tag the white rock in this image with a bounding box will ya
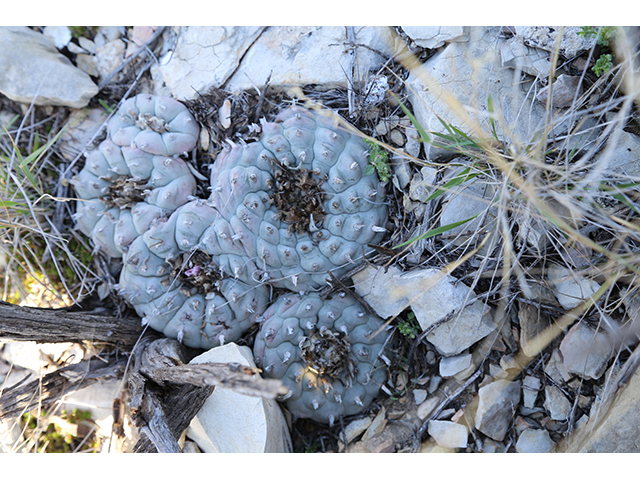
[427,420,468,449]
[151,26,264,101]
[545,349,573,384]
[343,416,373,444]
[402,26,468,49]
[515,26,597,59]
[475,379,521,441]
[598,128,640,179]
[57,107,108,160]
[1,341,83,374]
[43,26,71,49]
[352,265,497,356]
[544,385,572,421]
[559,322,613,380]
[405,26,548,161]
[94,39,126,80]
[501,36,552,78]
[417,395,440,420]
[522,375,542,409]
[58,378,124,446]
[548,265,601,310]
[186,343,292,453]
[438,163,500,254]
[536,74,584,108]
[225,26,399,95]
[413,389,428,406]
[0,26,98,108]
[439,352,472,378]
[408,166,439,203]
[516,428,556,453]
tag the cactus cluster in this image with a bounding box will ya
[72,95,394,422]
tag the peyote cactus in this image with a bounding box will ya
[201,105,389,292]
[71,94,198,257]
[253,291,394,425]
[72,95,395,423]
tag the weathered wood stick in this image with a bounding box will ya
[0,301,144,347]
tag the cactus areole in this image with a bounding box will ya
[72,94,394,423]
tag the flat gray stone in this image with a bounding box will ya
[438,163,500,253]
[439,352,473,378]
[536,74,584,108]
[570,367,640,452]
[402,26,468,49]
[428,420,468,449]
[501,36,552,78]
[475,379,521,441]
[559,322,613,380]
[405,26,547,161]
[544,385,572,421]
[225,26,398,94]
[516,428,556,453]
[598,128,640,180]
[522,375,541,409]
[352,265,497,356]
[515,26,597,59]
[0,26,98,108]
[548,265,601,310]
[186,343,292,453]
[151,26,265,100]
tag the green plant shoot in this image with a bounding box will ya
[363,138,392,182]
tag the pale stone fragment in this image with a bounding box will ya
[427,420,468,449]
[186,343,292,453]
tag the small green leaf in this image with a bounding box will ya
[364,164,375,176]
[390,92,430,144]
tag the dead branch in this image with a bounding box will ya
[0,301,144,347]
[0,354,126,420]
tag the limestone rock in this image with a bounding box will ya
[225,26,399,94]
[515,26,597,59]
[536,74,584,108]
[352,265,498,356]
[0,26,98,108]
[568,366,640,452]
[439,352,473,378]
[151,26,265,100]
[58,378,125,447]
[544,385,572,421]
[548,265,601,310]
[43,26,71,49]
[153,27,399,101]
[402,26,468,49]
[516,428,556,453]
[598,128,640,179]
[559,322,613,380]
[405,26,547,161]
[501,36,552,78]
[522,375,541,409]
[57,107,108,161]
[186,343,292,453]
[438,163,500,254]
[475,379,521,441]
[427,419,468,449]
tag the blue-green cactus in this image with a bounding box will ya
[253,291,393,425]
[72,97,395,422]
[71,94,198,257]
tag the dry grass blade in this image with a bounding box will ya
[0,104,98,306]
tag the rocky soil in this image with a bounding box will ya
[2,25,640,453]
